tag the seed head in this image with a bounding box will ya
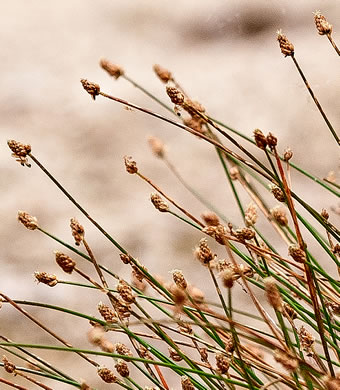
[288,244,306,263]
[115,343,133,359]
[150,193,169,212]
[97,367,118,383]
[221,268,235,289]
[97,302,117,323]
[124,155,138,174]
[283,147,293,162]
[298,326,315,352]
[270,206,288,226]
[2,356,16,373]
[169,347,183,362]
[215,353,230,374]
[70,218,84,246]
[114,299,131,321]
[264,277,282,311]
[321,208,329,220]
[171,269,187,289]
[100,59,124,79]
[277,30,294,57]
[17,211,38,230]
[166,86,185,106]
[34,271,58,287]
[55,251,76,274]
[283,302,297,320]
[115,359,130,377]
[195,238,215,264]
[314,11,333,35]
[266,132,277,150]
[203,224,228,245]
[253,129,267,149]
[148,135,165,158]
[323,374,340,390]
[80,78,100,100]
[245,202,258,227]
[181,376,195,390]
[274,350,298,372]
[183,117,205,134]
[117,279,135,304]
[183,99,206,119]
[229,166,239,180]
[199,348,208,362]
[270,185,285,202]
[153,64,173,83]
[235,227,255,241]
[120,253,131,264]
[138,344,152,359]
[7,140,31,167]
[201,211,220,226]
[87,325,105,346]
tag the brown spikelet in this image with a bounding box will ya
[221,269,235,288]
[183,117,205,133]
[150,193,169,212]
[283,302,297,320]
[202,224,228,245]
[17,211,38,230]
[271,185,285,202]
[148,136,165,158]
[266,132,277,150]
[153,64,173,83]
[115,343,133,359]
[195,238,215,264]
[138,344,152,359]
[7,140,31,167]
[117,279,135,304]
[314,11,333,36]
[215,353,230,374]
[199,348,208,362]
[253,129,267,149]
[166,86,185,106]
[97,367,118,383]
[245,202,258,227]
[182,99,205,119]
[70,217,84,246]
[55,251,76,274]
[80,78,100,100]
[97,302,117,323]
[283,147,293,162]
[100,59,124,79]
[270,206,288,226]
[235,227,255,241]
[181,375,195,390]
[34,271,58,287]
[2,356,16,373]
[321,208,329,220]
[114,299,131,321]
[277,30,294,57]
[229,166,239,180]
[115,359,130,377]
[298,326,315,353]
[274,350,298,372]
[323,375,340,390]
[124,155,138,174]
[288,244,306,263]
[264,277,282,311]
[201,211,220,226]
[169,347,183,362]
[171,269,187,289]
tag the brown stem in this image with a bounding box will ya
[327,34,340,56]
[0,378,29,390]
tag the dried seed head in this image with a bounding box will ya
[88,325,105,345]
[196,238,215,264]
[170,284,186,308]
[188,285,205,304]
[131,270,147,292]
[221,269,235,289]
[178,321,192,334]
[114,299,131,321]
[117,279,135,304]
[115,359,130,377]
[298,326,315,352]
[264,277,282,311]
[97,302,117,323]
[169,347,183,362]
[98,367,118,383]
[100,339,114,353]
[70,217,84,246]
[224,334,234,354]
[80,78,100,100]
[288,244,306,263]
[138,344,151,359]
[55,251,76,274]
[266,132,277,150]
[235,227,255,241]
[253,129,267,149]
[171,269,187,289]
[270,185,285,202]
[314,11,333,35]
[124,155,138,174]
[2,356,16,373]
[203,224,228,245]
[283,302,297,320]
[17,211,38,230]
[215,353,230,374]
[115,343,133,359]
[34,271,58,287]
[270,206,288,226]
[120,253,131,264]
[148,136,165,158]
[274,350,298,372]
[131,260,148,282]
[181,376,195,390]
[166,86,185,106]
[80,384,91,390]
[245,202,258,227]
[183,117,205,134]
[321,208,329,220]
[153,64,173,83]
[201,211,220,227]
[150,193,169,212]
[277,30,294,57]
[283,147,293,162]
[7,140,31,167]
[326,301,340,316]
[182,99,206,119]
[334,244,340,256]
[199,348,208,362]
[100,59,124,79]
[323,374,340,390]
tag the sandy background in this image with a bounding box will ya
[1,1,339,388]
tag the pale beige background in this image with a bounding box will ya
[1,1,339,388]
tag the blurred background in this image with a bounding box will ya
[1,1,339,388]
